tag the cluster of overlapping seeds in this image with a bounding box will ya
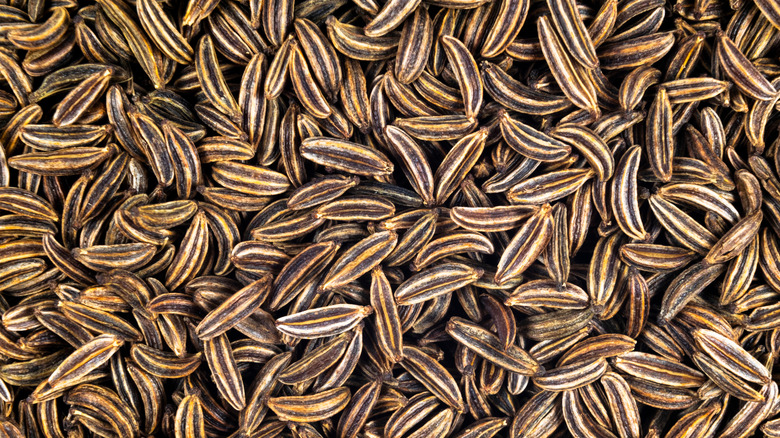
[0,0,780,435]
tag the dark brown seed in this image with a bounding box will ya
[446,317,541,375]
[401,345,465,412]
[130,344,202,379]
[321,230,398,290]
[267,387,351,422]
[47,334,122,389]
[196,276,272,340]
[0,1,775,436]
[495,203,553,284]
[301,137,394,176]
[276,304,373,338]
[396,263,482,305]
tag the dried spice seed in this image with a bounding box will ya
[0,0,779,436]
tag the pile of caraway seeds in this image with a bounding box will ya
[0,0,780,436]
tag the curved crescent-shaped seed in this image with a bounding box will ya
[211,161,290,196]
[394,7,433,84]
[175,395,206,438]
[481,0,530,58]
[365,0,422,37]
[401,345,465,412]
[446,317,541,375]
[8,146,111,176]
[196,276,272,340]
[482,61,573,115]
[659,261,727,323]
[385,125,435,205]
[267,387,351,422]
[136,0,193,64]
[533,358,607,391]
[321,230,398,290]
[441,35,483,119]
[495,203,554,284]
[537,16,598,116]
[395,263,483,305]
[130,344,202,379]
[611,145,648,240]
[203,333,245,410]
[301,137,394,176]
[8,7,70,52]
[546,0,598,68]
[276,304,373,339]
[694,329,771,384]
[434,129,487,204]
[551,124,613,181]
[500,112,571,162]
[716,31,777,101]
[47,334,123,389]
[294,17,343,100]
[196,35,241,121]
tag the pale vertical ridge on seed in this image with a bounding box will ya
[495,203,554,284]
[481,0,530,58]
[441,35,483,119]
[537,16,599,116]
[716,31,777,101]
[546,0,598,68]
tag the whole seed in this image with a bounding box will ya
[0,0,778,436]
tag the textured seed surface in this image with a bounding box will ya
[2,0,780,436]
